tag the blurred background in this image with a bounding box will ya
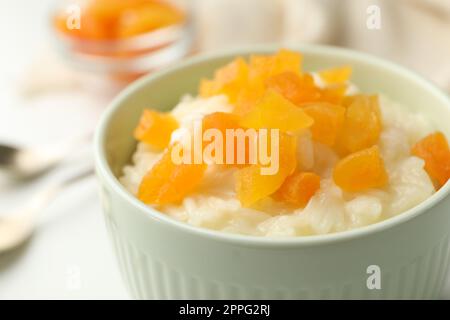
[0,0,449,299]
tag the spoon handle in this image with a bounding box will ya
[0,167,95,253]
[25,167,95,219]
[60,167,95,188]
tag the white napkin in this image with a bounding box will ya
[192,0,450,92]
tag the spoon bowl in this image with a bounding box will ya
[0,167,94,253]
[0,145,19,171]
[0,215,33,252]
[0,136,91,181]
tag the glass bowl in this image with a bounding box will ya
[49,0,194,82]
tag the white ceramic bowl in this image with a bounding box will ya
[95,45,450,299]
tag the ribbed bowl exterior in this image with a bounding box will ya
[100,183,450,300]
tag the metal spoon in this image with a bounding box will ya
[0,167,94,253]
[0,136,90,181]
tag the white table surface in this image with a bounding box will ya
[0,0,449,300]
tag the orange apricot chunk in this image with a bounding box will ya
[202,112,241,133]
[319,84,348,105]
[239,90,314,132]
[54,6,113,40]
[202,112,245,165]
[266,72,302,104]
[200,57,249,104]
[335,94,382,155]
[266,72,347,106]
[302,103,346,146]
[134,109,179,150]
[265,72,320,105]
[203,112,263,167]
[55,0,185,41]
[318,66,352,85]
[274,172,321,207]
[276,49,303,74]
[236,133,297,207]
[117,1,185,38]
[55,0,152,40]
[138,144,207,205]
[86,0,150,20]
[341,94,369,108]
[232,80,266,116]
[412,132,450,187]
[333,146,388,193]
[249,49,302,83]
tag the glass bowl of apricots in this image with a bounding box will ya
[52,0,192,81]
[95,45,450,299]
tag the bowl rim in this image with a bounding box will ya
[95,44,450,248]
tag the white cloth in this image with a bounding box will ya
[193,0,450,91]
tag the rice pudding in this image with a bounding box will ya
[120,49,450,237]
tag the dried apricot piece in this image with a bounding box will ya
[233,82,265,116]
[202,112,240,133]
[248,54,274,78]
[71,0,151,40]
[412,132,450,187]
[55,0,185,41]
[266,72,302,103]
[134,109,179,150]
[239,90,314,132]
[302,103,346,146]
[275,49,303,76]
[87,0,149,20]
[249,49,302,82]
[319,84,348,105]
[202,112,246,165]
[236,133,297,207]
[333,146,388,192]
[274,172,321,207]
[138,144,207,205]
[117,1,185,38]
[55,5,113,40]
[266,72,325,106]
[341,94,368,108]
[200,58,249,104]
[318,66,352,85]
[335,95,382,155]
